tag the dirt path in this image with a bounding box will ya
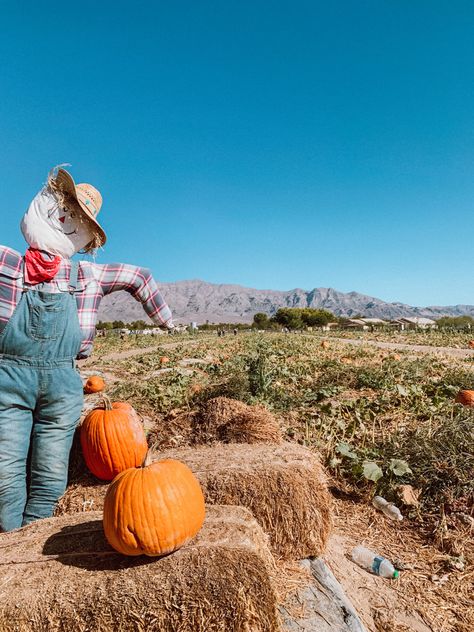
[78,338,203,367]
[324,336,474,359]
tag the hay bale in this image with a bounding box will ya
[0,506,279,632]
[149,397,282,449]
[56,477,108,515]
[58,443,331,560]
[198,397,282,444]
[165,443,332,559]
[147,408,196,449]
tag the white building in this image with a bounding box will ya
[395,317,437,330]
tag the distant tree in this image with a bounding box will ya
[129,320,148,330]
[112,320,126,329]
[271,307,335,330]
[437,316,474,330]
[272,308,303,330]
[299,308,335,327]
[96,321,113,330]
[253,313,270,328]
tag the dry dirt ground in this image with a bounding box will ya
[321,336,474,359]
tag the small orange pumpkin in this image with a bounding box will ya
[455,390,474,407]
[189,382,203,395]
[468,340,474,349]
[103,454,206,556]
[160,356,170,365]
[321,340,329,350]
[80,396,148,481]
[84,375,105,394]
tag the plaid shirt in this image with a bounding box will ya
[0,246,173,359]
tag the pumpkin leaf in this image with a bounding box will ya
[395,384,409,397]
[389,459,412,477]
[336,442,358,460]
[362,461,383,482]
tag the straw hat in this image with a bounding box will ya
[52,168,107,246]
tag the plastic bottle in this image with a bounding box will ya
[372,495,403,521]
[351,546,399,579]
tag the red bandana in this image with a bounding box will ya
[24,248,61,285]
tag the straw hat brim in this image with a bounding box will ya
[54,169,107,247]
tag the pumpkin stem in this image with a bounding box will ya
[142,449,153,468]
[102,394,113,411]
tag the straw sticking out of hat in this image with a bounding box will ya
[50,168,107,247]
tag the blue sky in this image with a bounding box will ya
[0,1,473,306]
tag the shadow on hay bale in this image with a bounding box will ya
[58,442,331,560]
[0,506,279,632]
[148,396,282,449]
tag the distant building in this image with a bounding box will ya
[392,317,437,330]
[342,319,370,331]
[342,318,387,331]
[320,322,340,332]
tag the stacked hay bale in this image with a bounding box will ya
[0,506,279,632]
[58,441,331,560]
[159,442,331,559]
[2,394,333,630]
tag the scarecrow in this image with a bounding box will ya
[0,167,173,532]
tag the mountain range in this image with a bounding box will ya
[97,279,474,324]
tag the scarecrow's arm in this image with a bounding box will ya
[92,262,173,328]
[0,245,22,273]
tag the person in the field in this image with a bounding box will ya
[0,167,173,531]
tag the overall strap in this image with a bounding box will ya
[68,261,79,294]
[22,260,28,293]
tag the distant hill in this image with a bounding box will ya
[97,279,474,324]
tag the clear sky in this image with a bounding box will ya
[0,1,473,306]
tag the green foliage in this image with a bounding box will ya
[129,320,149,330]
[272,307,335,329]
[437,315,474,330]
[111,320,126,329]
[389,459,413,477]
[245,341,274,397]
[272,308,304,329]
[96,321,113,330]
[253,312,271,328]
[105,331,474,518]
[362,461,383,482]
[299,308,335,327]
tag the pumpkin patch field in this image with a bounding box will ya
[1,331,473,631]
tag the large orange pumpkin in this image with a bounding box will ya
[84,375,105,394]
[80,397,148,481]
[103,455,206,556]
[455,390,474,407]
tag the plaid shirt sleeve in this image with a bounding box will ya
[0,245,23,327]
[91,263,173,327]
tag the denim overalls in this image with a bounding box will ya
[0,262,83,531]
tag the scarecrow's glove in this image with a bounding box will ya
[153,316,174,331]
